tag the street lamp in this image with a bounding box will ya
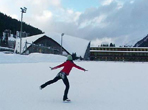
[20,7,27,54]
[61,33,64,55]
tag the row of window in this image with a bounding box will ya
[91,52,148,57]
[90,47,148,51]
[91,56,148,61]
[28,46,60,54]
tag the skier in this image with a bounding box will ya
[40,55,87,102]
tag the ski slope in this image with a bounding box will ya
[0,52,148,110]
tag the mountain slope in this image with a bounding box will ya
[0,12,43,36]
[134,34,148,47]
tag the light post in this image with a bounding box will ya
[20,7,27,54]
[61,33,64,55]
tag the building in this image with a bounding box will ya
[1,29,11,47]
[15,33,90,60]
[0,29,16,49]
[90,46,148,62]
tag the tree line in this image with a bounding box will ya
[0,12,43,37]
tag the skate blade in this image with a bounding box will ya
[63,100,71,103]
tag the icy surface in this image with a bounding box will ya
[0,53,148,110]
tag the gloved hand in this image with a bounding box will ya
[84,69,88,72]
[49,67,53,70]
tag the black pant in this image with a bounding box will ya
[41,72,70,100]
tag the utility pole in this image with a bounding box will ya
[61,33,64,55]
[20,7,27,54]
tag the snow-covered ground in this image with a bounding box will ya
[0,52,148,110]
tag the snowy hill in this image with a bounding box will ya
[0,53,148,110]
[134,34,148,47]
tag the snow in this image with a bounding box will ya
[46,32,90,58]
[0,52,148,110]
[0,46,14,51]
[15,33,90,58]
[0,52,66,64]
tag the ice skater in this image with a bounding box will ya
[40,55,87,102]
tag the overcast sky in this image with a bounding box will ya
[0,0,148,46]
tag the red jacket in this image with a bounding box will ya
[52,60,85,75]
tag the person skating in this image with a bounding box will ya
[40,55,87,102]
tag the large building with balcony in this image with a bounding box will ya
[90,46,148,62]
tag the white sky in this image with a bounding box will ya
[0,0,148,46]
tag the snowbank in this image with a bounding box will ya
[0,52,66,64]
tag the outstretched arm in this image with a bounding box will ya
[50,62,65,70]
[74,63,87,71]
